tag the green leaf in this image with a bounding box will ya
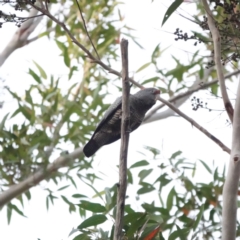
[127,169,133,184]
[126,212,148,237]
[79,201,106,213]
[124,212,145,224]
[7,204,12,224]
[193,204,204,230]
[199,65,204,79]
[18,104,33,121]
[198,159,212,174]
[141,77,159,85]
[72,194,88,198]
[143,145,160,157]
[24,190,31,200]
[137,182,155,194]
[61,195,72,205]
[78,214,107,229]
[57,185,70,191]
[162,0,183,26]
[11,204,26,217]
[105,187,112,207]
[130,160,149,168]
[29,68,41,84]
[64,46,70,67]
[0,113,9,130]
[170,150,182,160]
[166,187,175,210]
[33,61,47,79]
[69,66,78,80]
[151,44,161,62]
[136,62,151,73]
[138,169,153,182]
[211,83,218,95]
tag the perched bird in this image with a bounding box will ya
[83,88,160,157]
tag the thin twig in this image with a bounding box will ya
[114,38,130,240]
[157,95,231,154]
[75,0,100,60]
[1,12,44,20]
[202,0,234,122]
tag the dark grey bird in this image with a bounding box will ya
[83,88,160,157]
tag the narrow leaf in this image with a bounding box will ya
[193,204,204,230]
[136,62,151,73]
[78,215,107,229]
[29,68,41,83]
[198,159,212,174]
[162,0,184,26]
[33,61,47,79]
[167,187,175,210]
[130,160,149,168]
[79,201,106,213]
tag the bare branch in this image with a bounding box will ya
[157,95,231,154]
[222,80,240,240]
[0,148,84,208]
[114,38,130,240]
[202,0,234,122]
[75,0,100,60]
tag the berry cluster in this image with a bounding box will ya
[174,28,203,46]
[191,96,211,112]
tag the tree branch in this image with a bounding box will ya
[0,7,43,67]
[0,148,84,208]
[114,39,130,240]
[157,95,231,154]
[74,0,100,60]
[222,79,240,240]
[202,0,234,122]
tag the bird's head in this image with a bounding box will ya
[134,88,160,108]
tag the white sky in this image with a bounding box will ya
[0,1,235,239]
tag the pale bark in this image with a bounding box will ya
[202,0,234,122]
[0,8,43,67]
[222,80,240,240]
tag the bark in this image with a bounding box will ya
[114,39,130,240]
[0,8,43,67]
[222,81,240,240]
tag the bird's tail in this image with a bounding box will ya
[83,139,100,157]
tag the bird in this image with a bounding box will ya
[83,88,160,157]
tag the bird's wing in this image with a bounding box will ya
[94,96,122,134]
